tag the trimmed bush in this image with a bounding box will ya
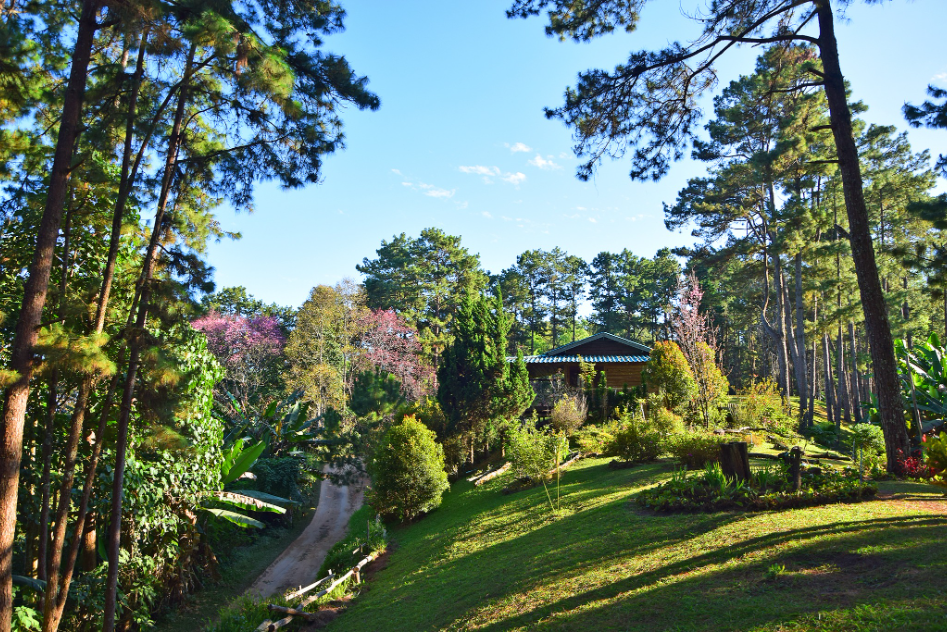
[367,416,449,521]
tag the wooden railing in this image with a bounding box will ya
[255,546,379,631]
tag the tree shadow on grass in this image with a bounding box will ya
[332,459,947,632]
[472,515,947,632]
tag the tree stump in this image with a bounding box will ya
[719,442,751,482]
[787,446,803,492]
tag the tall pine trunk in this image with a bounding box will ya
[816,0,909,470]
[836,330,851,427]
[848,321,863,424]
[0,3,100,626]
[102,44,196,631]
[41,35,151,632]
[823,333,835,424]
[794,253,810,425]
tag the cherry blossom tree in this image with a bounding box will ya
[192,311,286,417]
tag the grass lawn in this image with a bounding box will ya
[327,458,947,632]
[152,484,321,631]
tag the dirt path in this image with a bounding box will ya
[247,471,365,599]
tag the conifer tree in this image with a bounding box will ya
[437,291,533,463]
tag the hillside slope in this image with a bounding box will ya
[326,458,947,631]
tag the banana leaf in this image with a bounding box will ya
[205,508,265,529]
[222,440,266,484]
[236,489,301,506]
[213,491,286,514]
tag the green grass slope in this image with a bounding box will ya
[327,458,947,632]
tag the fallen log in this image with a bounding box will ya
[266,605,320,621]
[473,462,510,486]
[554,452,582,474]
[749,451,852,464]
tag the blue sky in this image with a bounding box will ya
[206,0,947,309]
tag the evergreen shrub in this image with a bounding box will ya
[367,416,449,521]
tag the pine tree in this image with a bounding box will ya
[509,0,913,471]
[437,291,533,463]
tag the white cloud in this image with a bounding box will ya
[419,183,455,198]
[528,154,561,170]
[588,217,597,223]
[482,211,492,219]
[506,142,532,153]
[933,71,947,83]
[456,201,469,210]
[460,165,525,186]
[401,181,413,187]
[459,165,500,176]
[391,168,403,176]
[501,172,527,186]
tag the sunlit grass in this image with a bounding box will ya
[327,458,947,631]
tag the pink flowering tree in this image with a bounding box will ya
[357,309,433,400]
[192,311,287,419]
[672,273,728,426]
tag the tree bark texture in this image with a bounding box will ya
[816,0,909,470]
[0,2,100,627]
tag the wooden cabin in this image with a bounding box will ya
[513,332,651,389]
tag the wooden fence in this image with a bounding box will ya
[255,546,379,631]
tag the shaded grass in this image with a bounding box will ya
[152,484,321,631]
[326,458,947,631]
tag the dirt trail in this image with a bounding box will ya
[247,471,365,599]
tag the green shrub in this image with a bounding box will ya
[851,423,886,471]
[646,398,684,435]
[925,432,947,480]
[505,419,569,482]
[550,392,588,436]
[643,341,697,413]
[732,379,794,434]
[637,464,876,513]
[604,422,663,463]
[367,416,450,521]
[805,421,839,447]
[668,432,727,470]
[570,424,615,455]
[246,457,303,501]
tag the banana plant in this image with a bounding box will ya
[203,437,298,529]
[223,390,320,457]
[896,335,947,432]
